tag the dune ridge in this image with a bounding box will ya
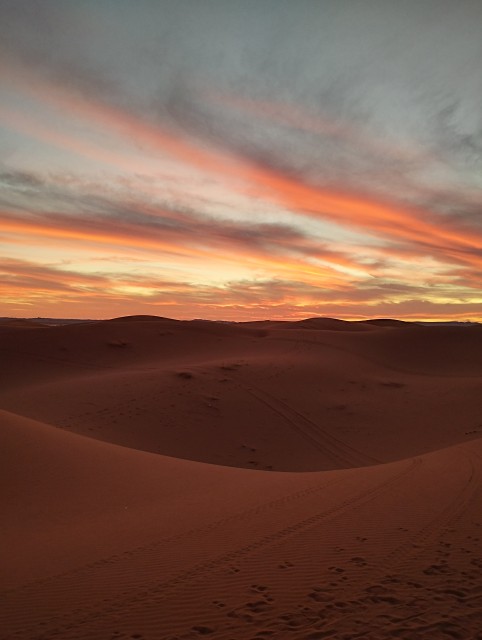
[1,316,482,638]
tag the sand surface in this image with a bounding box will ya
[1,317,482,639]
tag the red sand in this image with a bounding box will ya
[1,317,482,639]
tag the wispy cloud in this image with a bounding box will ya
[2,162,482,319]
[2,257,480,322]
[5,73,482,267]
[1,1,481,319]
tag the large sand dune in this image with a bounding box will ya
[1,317,482,638]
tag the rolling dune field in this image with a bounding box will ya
[1,317,482,639]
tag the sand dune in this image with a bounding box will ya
[1,317,482,638]
[1,318,481,468]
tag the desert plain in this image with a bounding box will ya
[1,315,482,639]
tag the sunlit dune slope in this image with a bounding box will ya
[1,409,482,639]
[0,409,323,589]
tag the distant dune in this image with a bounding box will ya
[0,318,49,330]
[1,316,482,638]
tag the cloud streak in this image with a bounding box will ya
[6,70,482,269]
[1,165,482,319]
[1,1,481,319]
[2,257,481,322]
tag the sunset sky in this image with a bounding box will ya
[1,0,482,321]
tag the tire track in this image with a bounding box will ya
[0,477,341,638]
[241,382,379,468]
[3,459,419,639]
[0,476,337,599]
[383,448,480,570]
[286,444,482,640]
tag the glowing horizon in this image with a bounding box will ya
[1,1,482,322]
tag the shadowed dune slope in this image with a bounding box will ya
[0,317,481,469]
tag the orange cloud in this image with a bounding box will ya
[0,210,357,290]
[33,81,482,266]
[5,64,482,272]
[2,257,481,322]
[3,62,482,321]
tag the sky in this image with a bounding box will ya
[1,0,482,321]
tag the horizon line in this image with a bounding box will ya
[1,314,480,326]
